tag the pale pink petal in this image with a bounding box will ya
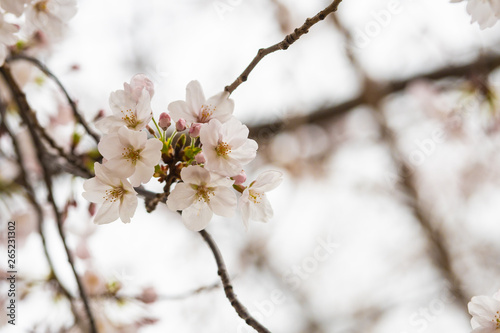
[94,202,120,225]
[119,193,138,223]
[206,91,234,123]
[180,165,211,185]
[209,186,237,217]
[129,160,154,186]
[97,132,122,159]
[103,158,135,179]
[141,139,163,165]
[252,171,283,192]
[186,80,206,112]
[182,201,213,231]
[168,100,197,124]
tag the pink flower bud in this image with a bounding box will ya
[159,112,171,131]
[233,170,247,185]
[138,287,158,304]
[195,152,206,164]
[176,118,187,132]
[189,123,202,138]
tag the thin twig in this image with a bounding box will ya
[7,54,100,142]
[199,230,272,333]
[0,65,98,333]
[225,0,343,94]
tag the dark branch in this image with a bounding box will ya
[0,65,98,333]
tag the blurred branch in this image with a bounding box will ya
[199,230,272,333]
[248,53,500,141]
[0,65,98,333]
[331,16,470,310]
[0,98,81,320]
[7,54,101,143]
[225,0,344,94]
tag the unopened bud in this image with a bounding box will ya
[195,152,206,164]
[159,112,171,131]
[233,170,246,185]
[138,287,158,304]
[176,118,187,132]
[189,123,202,138]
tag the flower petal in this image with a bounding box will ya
[94,201,120,225]
[182,201,213,231]
[209,186,237,217]
[167,183,197,211]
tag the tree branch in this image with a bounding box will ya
[199,229,272,333]
[7,54,101,143]
[225,0,344,94]
[247,53,500,140]
[0,65,98,333]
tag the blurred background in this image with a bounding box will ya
[1,0,500,332]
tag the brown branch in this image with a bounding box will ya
[247,53,500,141]
[331,14,470,310]
[225,0,344,94]
[0,65,98,333]
[7,54,101,143]
[199,229,272,333]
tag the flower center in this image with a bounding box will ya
[122,146,142,164]
[249,190,263,204]
[121,108,138,128]
[493,311,500,329]
[104,186,125,203]
[196,185,215,203]
[215,141,231,157]
[198,104,215,123]
[35,0,48,12]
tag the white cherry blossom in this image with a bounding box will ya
[452,0,500,29]
[96,85,153,134]
[82,162,138,224]
[240,171,283,228]
[168,80,234,126]
[468,290,500,333]
[26,0,78,37]
[124,73,155,103]
[98,126,163,187]
[200,118,258,177]
[167,165,237,231]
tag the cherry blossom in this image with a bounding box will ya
[98,126,163,186]
[452,0,500,29]
[96,84,153,133]
[82,162,138,224]
[124,73,155,102]
[468,290,500,333]
[168,80,234,126]
[240,171,283,228]
[0,0,30,16]
[167,165,237,231]
[26,0,78,37]
[200,118,258,177]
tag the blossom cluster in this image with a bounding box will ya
[468,289,500,332]
[0,0,77,65]
[83,77,283,231]
[452,0,500,29]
